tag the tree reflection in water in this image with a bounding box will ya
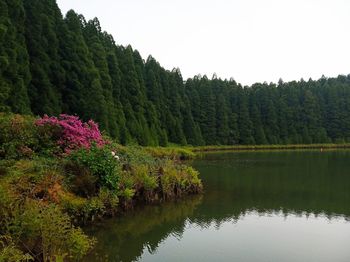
[85,150,350,262]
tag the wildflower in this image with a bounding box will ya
[111,151,116,156]
[114,155,120,160]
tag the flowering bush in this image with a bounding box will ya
[36,114,106,154]
[68,145,121,191]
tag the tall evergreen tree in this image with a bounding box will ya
[61,11,108,129]
[1,0,31,114]
[23,0,65,115]
[237,89,254,144]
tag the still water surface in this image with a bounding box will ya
[85,150,350,262]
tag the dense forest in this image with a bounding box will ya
[1,0,350,146]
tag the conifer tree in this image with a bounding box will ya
[1,0,31,114]
[23,0,65,115]
[237,89,254,144]
[61,11,108,130]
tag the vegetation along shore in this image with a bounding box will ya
[0,113,202,261]
[145,143,350,160]
[189,144,350,152]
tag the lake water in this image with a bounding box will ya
[85,150,350,262]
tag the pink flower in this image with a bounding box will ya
[36,114,106,154]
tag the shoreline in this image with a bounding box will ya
[144,143,350,160]
[188,144,350,153]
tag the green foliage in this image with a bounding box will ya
[97,188,119,214]
[0,237,32,262]
[23,0,63,116]
[132,165,157,191]
[116,145,156,166]
[2,0,350,146]
[0,111,203,261]
[0,0,31,114]
[184,166,202,189]
[68,145,121,191]
[118,188,136,201]
[0,199,95,261]
[38,204,95,261]
[160,161,202,198]
[66,228,95,261]
[60,189,118,223]
[0,114,37,159]
[145,146,196,160]
[0,113,63,159]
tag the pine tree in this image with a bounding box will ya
[238,88,254,144]
[23,0,64,115]
[198,76,216,145]
[249,95,267,145]
[1,0,31,114]
[61,11,108,129]
[0,0,11,111]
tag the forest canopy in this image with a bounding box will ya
[1,0,350,146]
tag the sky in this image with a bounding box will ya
[56,0,350,86]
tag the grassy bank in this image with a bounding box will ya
[144,146,196,160]
[0,114,202,261]
[144,143,350,161]
[190,144,350,152]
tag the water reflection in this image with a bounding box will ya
[194,150,350,219]
[85,150,350,262]
[85,195,203,261]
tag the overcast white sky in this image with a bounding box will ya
[56,0,350,85]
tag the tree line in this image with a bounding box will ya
[1,0,350,146]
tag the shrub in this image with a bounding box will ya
[116,171,136,203]
[0,114,37,159]
[60,193,88,222]
[39,204,95,261]
[68,145,121,191]
[0,237,33,262]
[0,181,14,219]
[60,189,119,223]
[36,114,106,154]
[160,163,180,197]
[64,162,98,197]
[118,188,135,201]
[83,197,105,221]
[0,198,95,261]
[132,165,157,192]
[160,161,202,198]
[66,228,95,261]
[182,166,202,192]
[97,189,119,215]
[3,159,63,204]
[117,145,155,166]
[0,113,65,159]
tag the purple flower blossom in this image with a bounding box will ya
[36,114,106,153]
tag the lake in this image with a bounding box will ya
[85,150,350,262]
